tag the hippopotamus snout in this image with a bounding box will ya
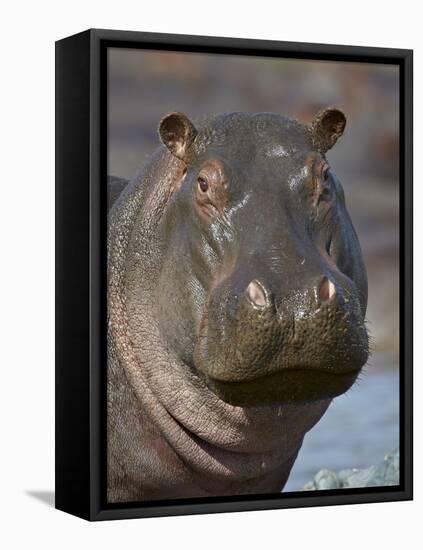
[245,275,336,309]
[194,259,368,405]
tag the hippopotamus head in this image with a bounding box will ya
[156,109,368,407]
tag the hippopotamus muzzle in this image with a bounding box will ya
[194,258,368,406]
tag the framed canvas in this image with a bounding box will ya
[55,28,413,521]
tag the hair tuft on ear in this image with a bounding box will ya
[158,112,197,160]
[310,107,347,153]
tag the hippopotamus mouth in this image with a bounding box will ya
[203,367,361,407]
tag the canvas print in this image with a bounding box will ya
[106,48,399,503]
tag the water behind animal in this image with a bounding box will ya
[284,353,399,491]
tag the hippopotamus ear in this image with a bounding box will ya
[310,108,347,153]
[159,112,198,160]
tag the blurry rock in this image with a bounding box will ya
[303,448,399,490]
[310,469,341,490]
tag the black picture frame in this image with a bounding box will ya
[55,28,413,521]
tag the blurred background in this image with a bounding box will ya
[108,48,399,490]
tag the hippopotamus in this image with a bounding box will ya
[107,108,369,503]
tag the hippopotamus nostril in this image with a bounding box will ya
[246,280,268,308]
[318,277,336,303]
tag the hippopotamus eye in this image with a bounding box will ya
[315,164,333,204]
[194,161,228,221]
[320,185,332,202]
[322,165,330,181]
[198,176,209,193]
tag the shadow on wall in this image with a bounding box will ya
[26,490,55,508]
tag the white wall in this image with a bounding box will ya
[0,1,420,548]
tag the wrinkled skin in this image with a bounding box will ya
[107,109,369,503]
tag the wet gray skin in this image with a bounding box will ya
[107,109,369,502]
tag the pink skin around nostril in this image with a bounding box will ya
[319,277,336,303]
[246,280,267,307]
